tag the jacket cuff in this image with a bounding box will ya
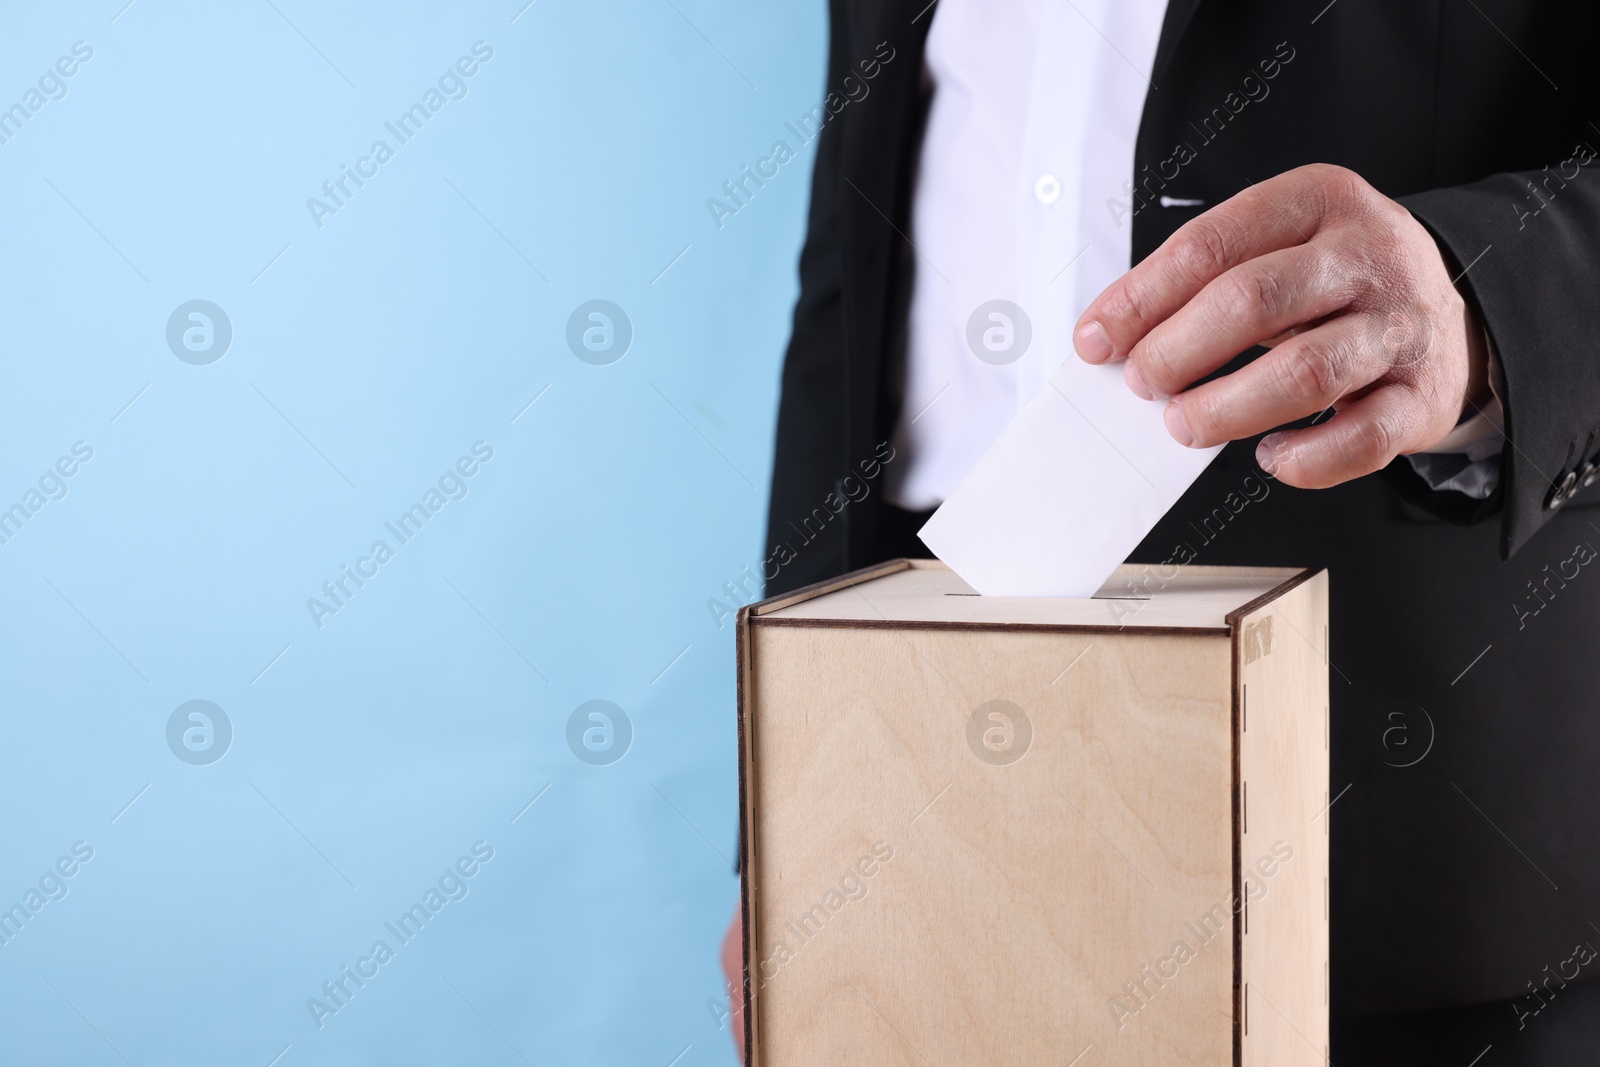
[1400,170,1600,558]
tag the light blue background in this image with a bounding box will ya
[0,1,823,1062]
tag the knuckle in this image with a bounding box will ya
[1380,201,1416,242]
[1315,164,1371,209]
[1345,416,1396,470]
[1346,255,1387,305]
[1300,162,1346,184]
[1098,277,1157,341]
[1114,282,1156,333]
[1221,267,1286,323]
[1136,344,1172,391]
[1322,252,1370,308]
[1373,229,1410,273]
[1136,339,1186,397]
[1274,340,1343,405]
[1172,219,1237,283]
[1366,307,1435,369]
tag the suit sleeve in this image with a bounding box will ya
[1397,147,1600,558]
[762,0,855,595]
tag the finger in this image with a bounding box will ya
[1254,382,1435,489]
[1162,316,1385,448]
[1075,164,1353,363]
[722,905,745,1056]
[1128,244,1359,399]
[1261,313,1338,349]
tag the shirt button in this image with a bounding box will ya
[1034,174,1061,204]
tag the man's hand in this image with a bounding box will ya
[1073,164,1490,487]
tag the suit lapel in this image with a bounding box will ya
[836,0,935,557]
[1150,0,1205,92]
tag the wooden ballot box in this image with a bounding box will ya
[736,560,1329,1067]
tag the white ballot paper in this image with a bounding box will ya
[918,357,1224,597]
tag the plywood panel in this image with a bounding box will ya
[1235,571,1331,1067]
[744,623,1237,1066]
[759,560,1304,632]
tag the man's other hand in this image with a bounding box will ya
[1074,163,1490,487]
[722,902,745,1060]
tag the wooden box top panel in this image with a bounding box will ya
[751,559,1311,633]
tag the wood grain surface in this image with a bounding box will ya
[739,563,1328,1067]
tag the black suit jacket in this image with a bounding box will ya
[764,0,1600,1016]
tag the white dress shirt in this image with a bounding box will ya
[886,0,1502,511]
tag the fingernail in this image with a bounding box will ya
[1075,320,1114,363]
[1124,359,1165,401]
[1164,399,1194,446]
[1256,434,1282,474]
